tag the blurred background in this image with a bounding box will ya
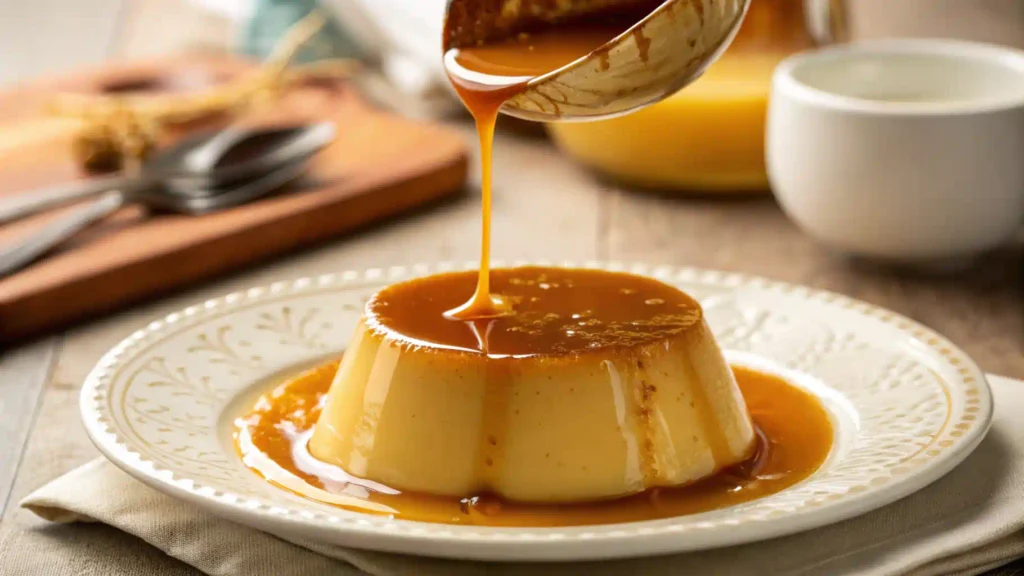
[0,0,1020,376]
[0,5,1021,574]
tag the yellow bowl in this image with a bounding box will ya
[547,55,782,193]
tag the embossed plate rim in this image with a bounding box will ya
[80,261,993,561]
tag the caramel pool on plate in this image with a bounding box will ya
[236,357,833,527]
[235,267,834,526]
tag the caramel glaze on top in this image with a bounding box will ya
[236,362,834,527]
[366,267,703,357]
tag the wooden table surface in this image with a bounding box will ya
[0,1,1021,574]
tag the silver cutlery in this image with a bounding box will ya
[0,122,335,223]
[0,154,314,278]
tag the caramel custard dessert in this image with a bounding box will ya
[234,1,835,527]
[235,268,834,526]
[309,268,754,503]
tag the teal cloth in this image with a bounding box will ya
[240,0,364,63]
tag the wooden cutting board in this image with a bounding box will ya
[0,55,468,344]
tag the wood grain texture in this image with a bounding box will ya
[0,56,468,343]
[0,337,58,517]
[0,0,125,529]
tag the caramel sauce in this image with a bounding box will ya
[233,2,837,527]
[442,8,655,319]
[448,24,636,80]
[369,267,701,356]
[236,361,833,527]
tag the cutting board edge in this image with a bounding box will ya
[0,153,468,345]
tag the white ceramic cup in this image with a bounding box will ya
[767,40,1024,267]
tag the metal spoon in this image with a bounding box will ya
[0,156,310,278]
[0,122,336,222]
[442,0,749,121]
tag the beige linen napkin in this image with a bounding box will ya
[18,374,1024,576]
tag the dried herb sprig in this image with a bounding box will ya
[49,11,359,173]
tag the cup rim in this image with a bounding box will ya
[772,39,1024,116]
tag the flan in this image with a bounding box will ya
[308,267,755,503]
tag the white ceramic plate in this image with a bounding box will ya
[80,262,992,561]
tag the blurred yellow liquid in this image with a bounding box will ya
[548,0,815,193]
[547,53,783,193]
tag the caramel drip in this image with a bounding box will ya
[442,70,524,321]
[603,358,646,492]
[442,12,652,320]
[475,355,513,491]
[630,355,660,486]
[462,317,513,490]
[632,28,652,63]
[679,352,733,470]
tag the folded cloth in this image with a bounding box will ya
[19,375,1024,576]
